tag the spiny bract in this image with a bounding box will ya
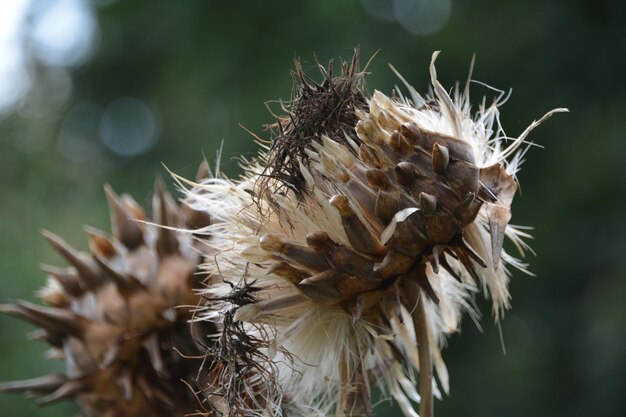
[181,51,565,417]
[0,177,212,417]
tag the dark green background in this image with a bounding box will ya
[1,1,624,416]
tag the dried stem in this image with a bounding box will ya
[416,292,433,417]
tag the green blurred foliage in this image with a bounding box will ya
[0,1,624,416]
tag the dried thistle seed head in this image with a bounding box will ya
[0,176,214,417]
[182,51,566,417]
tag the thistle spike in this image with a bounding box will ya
[0,374,67,394]
[181,203,212,231]
[93,254,143,295]
[0,301,86,338]
[479,163,518,205]
[432,142,449,174]
[365,168,390,191]
[358,144,383,168]
[373,250,414,279]
[418,192,438,216]
[84,226,117,259]
[454,192,482,226]
[423,210,459,244]
[330,195,386,257]
[296,281,342,303]
[486,204,511,269]
[104,184,144,249]
[428,246,443,274]
[41,230,103,288]
[374,190,399,224]
[44,347,64,360]
[445,160,480,199]
[37,280,70,308]
[259,234,286,252]
[395,162,416,186]
[267,262,309,284]
[299,268,342,286]
[153,178,179,257]
[120,194,146,221]
[37,379,86,406]
[262,234,330,271]
[304,231,377,278]
[389,131,412,155]
[28,328,58,345]
[401,122,475,163]
[40,264,83,297]
[196,159,210,182]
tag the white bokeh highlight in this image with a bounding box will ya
[99,98,160,157]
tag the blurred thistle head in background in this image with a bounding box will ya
[0,179,214,417]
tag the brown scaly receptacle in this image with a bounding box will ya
[0,167,214,417]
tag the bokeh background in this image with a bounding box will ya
[1,1,624,416]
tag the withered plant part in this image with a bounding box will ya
[0,174,213,417]
[184,51,566,417]
[197,278,293,417]
[260,50,368,198]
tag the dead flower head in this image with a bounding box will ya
[181,50,566,417]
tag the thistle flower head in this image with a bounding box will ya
[181,51,566,417]
[0,178,213,417]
